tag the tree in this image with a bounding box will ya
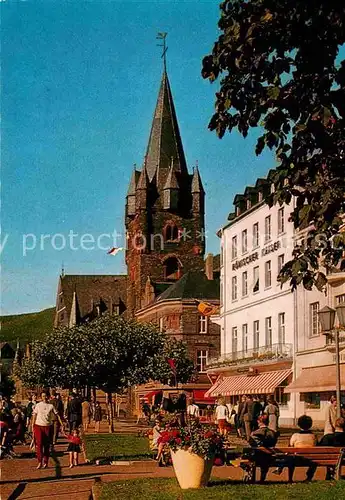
[16,315,194,431]
[202,0,345,291]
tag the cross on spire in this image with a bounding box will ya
[156,32,168,71]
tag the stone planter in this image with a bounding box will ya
[170,448,214,489]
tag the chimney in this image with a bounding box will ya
[205,253,214,280]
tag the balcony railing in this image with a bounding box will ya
[206,343,293,370]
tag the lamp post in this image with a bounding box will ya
[318,303,345,418]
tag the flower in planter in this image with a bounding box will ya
[158,420,225,459]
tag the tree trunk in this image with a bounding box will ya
[107,391,115,433]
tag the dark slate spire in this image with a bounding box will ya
[137,164,149,190]
[136,164,149,211]
[191,164,205,193]
[144,70,188,188]
[163,158,179,190]
[127,165,139,196]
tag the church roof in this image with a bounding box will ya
[156,271,219,302]
[144,70,188,184]
[59,275,127,320]
[136,165,149,190]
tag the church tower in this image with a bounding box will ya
[125,69,205,317]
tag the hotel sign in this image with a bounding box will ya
[232,251,259,271]
[261,240,281,257]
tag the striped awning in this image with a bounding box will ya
[206,369,292,397]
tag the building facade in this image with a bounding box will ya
[207,175,345,426]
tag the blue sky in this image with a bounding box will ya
[1,0,277,315]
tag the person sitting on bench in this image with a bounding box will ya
[248,414,278,482]
[319,417,345,480]
[274,415,317,480]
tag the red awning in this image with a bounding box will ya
[144,390,162,402]
[206,369,292,397]
[193,389,215,404]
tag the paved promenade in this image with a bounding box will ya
[0,420,335,500]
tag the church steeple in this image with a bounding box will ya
[144,70,188,189]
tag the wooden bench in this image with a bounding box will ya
[236,447,345,483]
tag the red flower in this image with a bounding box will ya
[175,438,182,445]
[204,431,214,439]
[214,457,224,466]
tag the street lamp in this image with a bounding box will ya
[318,303,345,418]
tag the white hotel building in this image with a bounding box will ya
[206,174,345,426]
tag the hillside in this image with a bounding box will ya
[1,307,55,344]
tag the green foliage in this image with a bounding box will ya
[1,308,55,343]
[16,315,194,391]
[202,0,345,291]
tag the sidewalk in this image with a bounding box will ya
[0,421,332,500]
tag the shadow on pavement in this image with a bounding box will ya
[7,482,27,500]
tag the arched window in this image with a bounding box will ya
[164,224,179,242]
[163,256,181,280]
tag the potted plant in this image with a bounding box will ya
[158,420,224,489]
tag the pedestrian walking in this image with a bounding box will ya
[32,391,64,469]
[215,398,229,436]
[186,399,200,420]
[264,396,280,432]
[324,397,337,435]
[82,398,92,432]
[67,392,82,431]
[64,428,83,468]
[94,401,102,432]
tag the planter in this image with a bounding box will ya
[170,448,214,489]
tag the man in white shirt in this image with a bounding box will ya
[186,399,200,420]
[32,392,64,469]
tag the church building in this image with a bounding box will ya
[54,67,220,413]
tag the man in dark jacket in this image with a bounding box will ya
[242,395,255,440]
[67,393,82,431]
[248,415,278,482]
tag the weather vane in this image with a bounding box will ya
[156,32,168,70]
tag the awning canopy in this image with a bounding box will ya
[285,364,345,393]
[143,390,162,402]
[193,389,215,404]
[206,369,292,397]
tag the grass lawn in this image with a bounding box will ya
[100,478,345,500]
[84,434,151,462]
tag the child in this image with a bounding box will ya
[152,419,165,466]
[65,428,83,468]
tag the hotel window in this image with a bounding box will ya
[253,266,260,293]
[232,276,238,301]
[253,320,260,349]
[242,324,248,353]
[278,207,285,235]
[278,313,285,344]
[253,222,259,249]
[232,236,238,259]
[309,302,320,337]
[264,215,271,243]
[265,260,272,288]
[196,350,208,373]
[242,271,248,297]
[242,229,248,254]
[278,254,285,273]
[232,327,238,356]
[265,317,272,347]
[336,294,345,305]
[199,315,208,334]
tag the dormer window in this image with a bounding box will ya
[236,206,241,216]
[246,199,251,210]
[258,191,263,202]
